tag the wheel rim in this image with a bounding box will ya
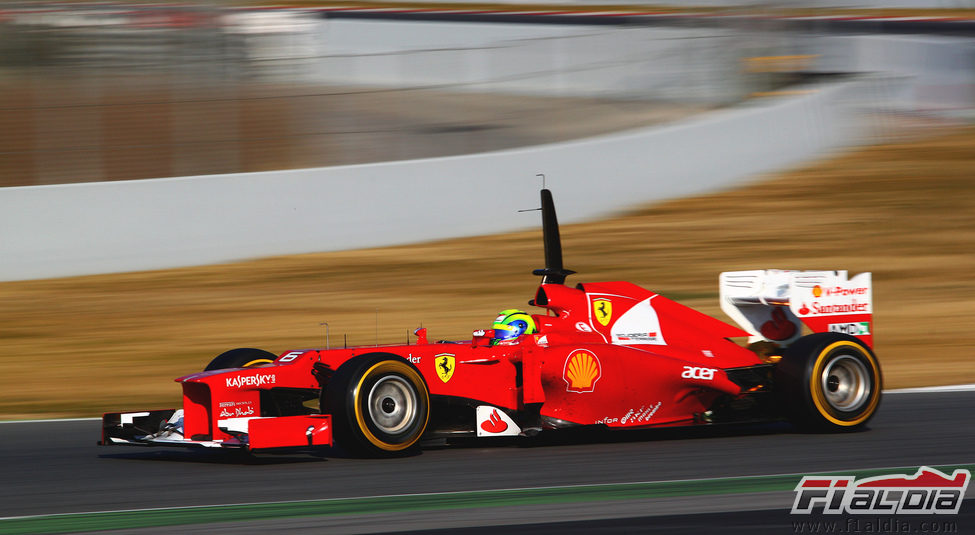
[366,376,417,435]
[820,354,871,412]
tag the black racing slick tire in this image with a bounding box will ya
[774,333,882,431]
[322,353,430,457]
[204,348,277,372]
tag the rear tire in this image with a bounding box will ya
[774,333,881,431]
[322,353,430,457]
[204,348,277,371]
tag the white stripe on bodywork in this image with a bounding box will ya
[884,384,975,394]
[217,416,263,434]
[120,412,151,425]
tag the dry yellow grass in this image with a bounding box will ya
[2,126,974,419]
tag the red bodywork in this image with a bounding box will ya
[100,190,876,453]
[100,190,821,453]
[122,279,767,451]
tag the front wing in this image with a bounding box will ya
[100,409,332,450]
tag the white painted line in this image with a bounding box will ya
[884,384,975,394]
[2,462,970,522]
[0,417,100,425]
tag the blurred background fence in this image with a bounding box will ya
[0,6,779,186]
[1,4,972,187]
[2,3,973,279]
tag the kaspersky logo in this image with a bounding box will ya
[792,467,970,515]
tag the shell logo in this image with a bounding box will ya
[812,285,823,298]
[563,349,602,393]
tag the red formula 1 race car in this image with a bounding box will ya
[101,189,881,457]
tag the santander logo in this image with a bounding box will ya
[760,307,797,341]
[480,409,508,434]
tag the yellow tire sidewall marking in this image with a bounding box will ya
[809,340,881,427]
[242,358,274,368]
[353,360,430,451]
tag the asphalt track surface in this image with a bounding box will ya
[1,391,973,533]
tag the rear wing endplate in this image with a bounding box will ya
[719,270,873,348]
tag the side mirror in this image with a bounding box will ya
[413,327,429,345]
[472,329,495,347]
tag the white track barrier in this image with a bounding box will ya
[0,78,883,281]
[805,34,975,114]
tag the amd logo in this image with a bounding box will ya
[828,322,870,336]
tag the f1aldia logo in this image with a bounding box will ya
[792,467,970,515]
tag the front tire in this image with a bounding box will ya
[774,333,881,431]
[322,353,430,457]
[204,348,277,371]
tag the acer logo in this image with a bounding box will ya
[681,366,716,381]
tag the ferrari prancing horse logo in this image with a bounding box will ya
[593,298,613,326]
[435,354,455,383]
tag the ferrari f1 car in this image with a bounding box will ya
[101,189,881,456]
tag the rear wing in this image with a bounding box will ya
[719,270,873,348]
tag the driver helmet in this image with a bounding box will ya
[491,309,536,345]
